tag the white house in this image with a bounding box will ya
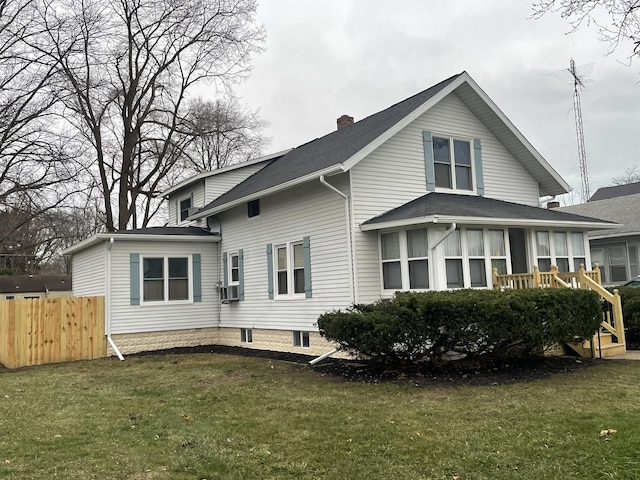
[64,71,615,357]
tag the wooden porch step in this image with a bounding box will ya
[596,343,627,358]
[566,333,626,358]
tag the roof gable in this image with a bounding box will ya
[194,72,570,218]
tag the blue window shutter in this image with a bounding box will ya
[238,249,245,301]
[303,236,312,298]
[423,130,435,191]
[222,252,228,288]
[193,254,202,302]
[266,244,274,300]
[474,138,485,195]
[130,253,140,305]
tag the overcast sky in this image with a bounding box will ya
[233,0,639,204]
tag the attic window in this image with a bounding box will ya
[248,199,260,218]
[179,197,192,222]
[433,137,472,191]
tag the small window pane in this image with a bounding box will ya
[435,163,452,189]
[169,258,188,278]
[469,259,487,287]
[492,259,507,275]
[573,258,586,272]
[302,331,310,348]
[433,137,451,164]
[407,229,428,258]
[591,249,604,269]
[467,229,484,256]
[383,262,402,290]
[453,140,471,166]
[536,231,550,256]
[144,258,163,279]
[489,230,505,256]
[444,230,462,257]
[144,280,164,301]
[169,279,188,300]
[571,232,585,256]
[446,259,464,288]
[608,246,626,264]
[409,259,429,289]
[611,266,627,282]
[179,197,192,221]
[293,244,304,268]
[556,258,569,273]
[277,271,288,294]
[538,258,552,272]
[554,232,568,256]
[381,233,400,260]
[294,268,305,294]
[277,247,287,270]
[455,165,472,190]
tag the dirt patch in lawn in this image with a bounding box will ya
[134,344,605,388]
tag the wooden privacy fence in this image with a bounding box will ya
[0,296,106,369]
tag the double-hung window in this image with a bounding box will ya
[467,229,487,287]
[380,229,429,291]
[143,256,190,302]
[178,196,192,223]
[489,230,508,275]
[536,230,590,273]
[536,231,552,271]
[270,239,311,299]
[433,137,473,191]
[444,230,464,288]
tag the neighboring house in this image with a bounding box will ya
[64,71,614,358]
[557,182,640,286]
[0,274,72,299]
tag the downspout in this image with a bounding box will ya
[319,175,356,304]
[106,237,125,361]
[430,221,457,252]
[311,175,353,365]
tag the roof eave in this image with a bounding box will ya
[360,215,619,232]
[191,165,345,219]
[63,233,220,255]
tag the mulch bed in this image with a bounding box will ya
[137,344,606,387]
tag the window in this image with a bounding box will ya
[536,230,590,273]
[433,137,473,191]
[444,230,464,288]
[467,229,486,287]
[591,248,605,283]
[178,196,192,222]
[293,331,310,348]
[24,295,40,299]
[553,232,569,272]
[608,246,627,283]
[240,328,253,343]
[535,231,552,271]
[247,199,260,218]
[229,253,239,285]
[142,256,190,302]
[380,229,429,291]
[489,230,507,275]
[271,239,310,298]
[571,232,586,271]
[5,295,15,300]
[381,232,402,290]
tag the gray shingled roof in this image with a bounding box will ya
[201,73,464,212]
[116,226,216,236]
[589,181,640,201]
[558,193,640,237]
[362,193,616,227]
[0,275,71,294]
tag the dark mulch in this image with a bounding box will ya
[137,344,606,387]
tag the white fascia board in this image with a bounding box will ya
[190,165,345,219]
[63,233,220,255]
[360,215,620,232]
[341,75,468,172]
[589,230,640,240]
[462,75,571,193]
[159,149,293,198]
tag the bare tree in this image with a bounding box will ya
[532,1,640,61]
[612,164,640,184]
[181,95,268,172]
[0,0,82,246]
[26,0,264,231]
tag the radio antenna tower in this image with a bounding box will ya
[567,59,592,203]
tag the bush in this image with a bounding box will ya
[613,287,640,343]
[317,289,602,366]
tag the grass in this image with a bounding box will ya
[1,354,640,480]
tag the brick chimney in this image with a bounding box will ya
[337,114,354,130]
[547,200,560,209]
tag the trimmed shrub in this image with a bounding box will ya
[613,287,640,343]
[317,289,602,365]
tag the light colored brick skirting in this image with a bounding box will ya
[108,328,219,356]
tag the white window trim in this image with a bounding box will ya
[140,255,193,305]
[273,241,305,299]
[177,194,193,224]
[240,328,253,343]
[534,230,590,273]
[228,251,240,287]
[432,135,477,194]
[293,330,310,348]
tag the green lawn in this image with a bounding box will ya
[1,353,640,480]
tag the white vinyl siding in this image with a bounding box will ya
[217,175,351,331]
[167,183,205,226]
[71,243,106,296]
[204,164,269,203]
[109,240,218,334]
[351,92,540,302]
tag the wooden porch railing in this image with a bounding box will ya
[493,264,625,355]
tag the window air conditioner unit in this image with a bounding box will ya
[221,285,239,303]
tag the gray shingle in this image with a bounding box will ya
[589,181,640,201]
[0,275,71,294]
[558,193,640,237]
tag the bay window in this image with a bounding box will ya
[381,229,430,291]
